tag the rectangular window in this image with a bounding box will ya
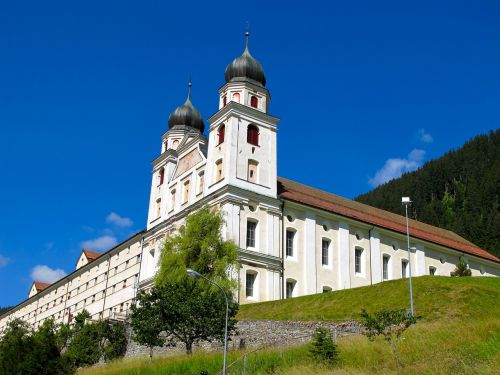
[183,180,190,204]
[170,189,176,211]
[198,172,204,194]
[355,248,362,273]
[286,280,295,298]
[216,160,223,182]
[429,266,436,276]
[246,273,255,297]
[246,221,256,248]
[156,198,161,218]
[402,260,408,278]
[248,160,258,183]
[383,255,390,280]
[321,239,329,266]
[286,230,295,257]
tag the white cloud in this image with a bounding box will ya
[369,149,426,187]
[106,212,133,228]
[30,265,66,283]
[418,128,433,143]
[80,235,118,251]
[0,255,9,268]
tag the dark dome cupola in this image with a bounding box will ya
[168,82,205,133]
[224,32,266,87]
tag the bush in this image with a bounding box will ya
[309,327,339,365]
[451,257,472,276]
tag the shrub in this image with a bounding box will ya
[309,327,339,365]
[451,257,472,276]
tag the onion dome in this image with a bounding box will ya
[168,82,205,133]
[224,32,266,87]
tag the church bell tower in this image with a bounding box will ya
[205,32,279,198]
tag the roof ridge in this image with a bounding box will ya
[277,176,499,263]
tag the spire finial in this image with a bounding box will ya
[245,21,250,50]
[187,75,192,101]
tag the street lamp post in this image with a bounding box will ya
[187,269,229,375]
[402,197,415,317]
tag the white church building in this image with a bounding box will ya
[1,34,499,332]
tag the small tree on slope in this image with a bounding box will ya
[360,309,416,375]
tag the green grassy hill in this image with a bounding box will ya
[238,276,499,322]
[79,277,500,375]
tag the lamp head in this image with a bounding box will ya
[187,269,201,278]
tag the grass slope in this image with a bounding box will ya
[79,277,500,374]
[238,276,500,322]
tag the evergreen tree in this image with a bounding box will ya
[356,130,500,258]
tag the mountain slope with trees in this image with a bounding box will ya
[355,129,500,258]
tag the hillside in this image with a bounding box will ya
[80,277,500,374]
[355,129,500,258]
[0,307,11,315]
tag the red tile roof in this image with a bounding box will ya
[33,281,50,292]
[278,177,500,263]
[83,249,102,261]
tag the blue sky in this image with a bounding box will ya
[1,1,499,306]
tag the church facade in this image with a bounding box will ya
[1,35,499,332]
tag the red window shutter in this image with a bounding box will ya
[250,96,258,108]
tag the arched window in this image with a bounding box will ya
[250,95,258,108]
[218,124,225,144]
[232,92,240,103]
[222,95,227,107]
[159,168,165,185]
[247,124,259,145]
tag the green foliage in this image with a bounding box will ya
[156,206,239,291]
[360,309,416,375]
[131,291,167,360]
[65,319,104,368]
[309,327,339,365]
[356,129,500,258]
[451,256,472,276]
[102,321,128,361]
[64,310,128,367]
[132,281,238,355]
[136,206,240,355]
[0,318,73,375]
[360,309,416,342]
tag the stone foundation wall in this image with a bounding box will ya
[125,320,361,358]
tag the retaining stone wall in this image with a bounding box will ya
[125,320,361,358]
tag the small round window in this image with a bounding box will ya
[287,215,294,222]
[322,225,328,231]
[392,244,397,251]
[249,204,256,212]
[440,257,445,264]
[355,233,362,241]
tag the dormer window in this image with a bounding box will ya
[218,124,225,144]
[250,95,258,108]
[247,125,259,146]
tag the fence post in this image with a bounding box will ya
[243,353,247,375]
